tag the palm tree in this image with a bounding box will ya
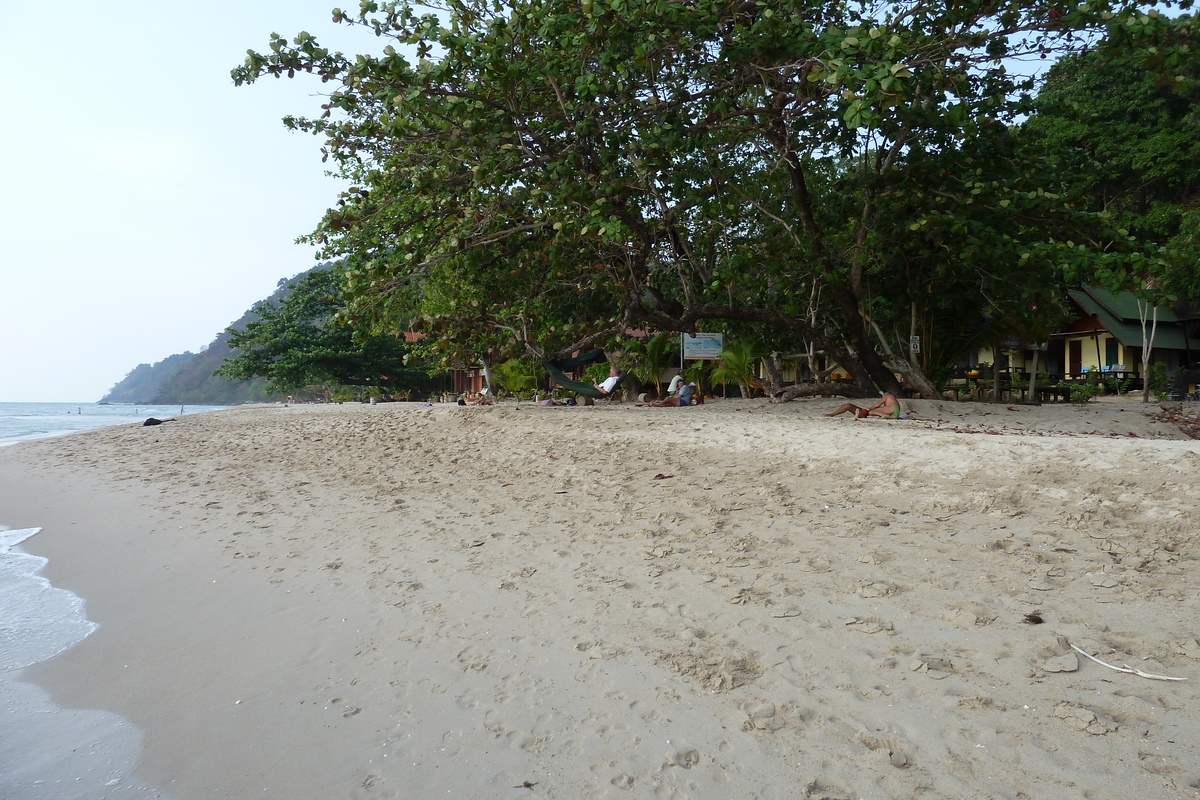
[711,340,766,398]
[626,332,678,396]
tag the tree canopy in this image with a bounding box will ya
[234,0,1197,396]
[217,267,439,395]
[1022,23,1200,302]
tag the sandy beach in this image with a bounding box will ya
[3,397,1199,799]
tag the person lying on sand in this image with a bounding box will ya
[826,392,902,419]
[457,392,493,406]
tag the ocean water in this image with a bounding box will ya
[0,528,170,799]
[0,401,229,448]
[0,407,201,797]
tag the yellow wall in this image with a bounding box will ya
[1063,333,1133,374]
[976,345,1036,374]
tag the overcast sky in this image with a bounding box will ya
[0,1,379,402]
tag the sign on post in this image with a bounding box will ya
[909,335,920,354]
[682,333,724,360]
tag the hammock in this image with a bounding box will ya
[547,349,606,371]
[541,350,619,399]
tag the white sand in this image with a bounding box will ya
[2,397,1199,799]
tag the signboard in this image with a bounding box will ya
[682,332,724,360]
[909,335,920,354]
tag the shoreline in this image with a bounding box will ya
[2,400,1199,799]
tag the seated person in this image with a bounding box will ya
[826,392,902,419]
[593,365,622,395]
[666,369,686,396]
[651,381,697,407]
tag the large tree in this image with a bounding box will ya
[233,0,1193,397]
[1020,21,1200,400]
[1022,22,1200,302]
[217,268,439,395]
[1023,29,1200,243]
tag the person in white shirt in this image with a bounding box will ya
[594,364,622,395]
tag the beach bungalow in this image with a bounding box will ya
[976,286,1200,395]
[1058,287,1193,375]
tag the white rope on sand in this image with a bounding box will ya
[1069,642,1187,682]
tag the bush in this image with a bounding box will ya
[493,357,542,393]
[1148,362,1170,400]
[1059,378,1103,405]
[1103,375,1134,396]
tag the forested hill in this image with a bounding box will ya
[100,267,327,404]
[99,328,274,405]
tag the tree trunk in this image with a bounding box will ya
[1139,301,1158,404]
[868,313,940,399]
[887,358,942,400]
[1027,349,1040,403]
[776,382,876,402]
[764,354,786,396]
[482,357,496,393]
[766,119,902,398]
[832,288,904,394]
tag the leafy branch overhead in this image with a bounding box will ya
[234,0,1197,397]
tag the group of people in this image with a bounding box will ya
[584,363,905,418]
[589,365,700,406]
[650,369,701,407]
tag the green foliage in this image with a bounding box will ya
[233,0,1197,397]
[624,332,678,395]
[1024,36,1200,244]
[1104,374,1135,396]
[710,341,766,399]
[218,268,440,394]
[492,357,542,394]
[1059,377,1105,405]
[1162,209,1200,301]
[1022,19,1200,301]
[1148,362,1171,399]
[582,362,611,387]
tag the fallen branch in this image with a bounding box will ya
[1069,642,1186,682]
[775,382,875,402]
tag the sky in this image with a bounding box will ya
[0,1,379,402]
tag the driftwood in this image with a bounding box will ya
[1068,642,1186,682]
[774,383,878,402]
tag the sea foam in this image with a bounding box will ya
[0,528,97,671]
[0,526,171,799]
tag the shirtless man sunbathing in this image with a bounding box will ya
[826,392,902,419]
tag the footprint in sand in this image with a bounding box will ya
[1055,703,1118,735]
[844,616,895,634]
[909,656,955,679]
[606,772,635,790]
